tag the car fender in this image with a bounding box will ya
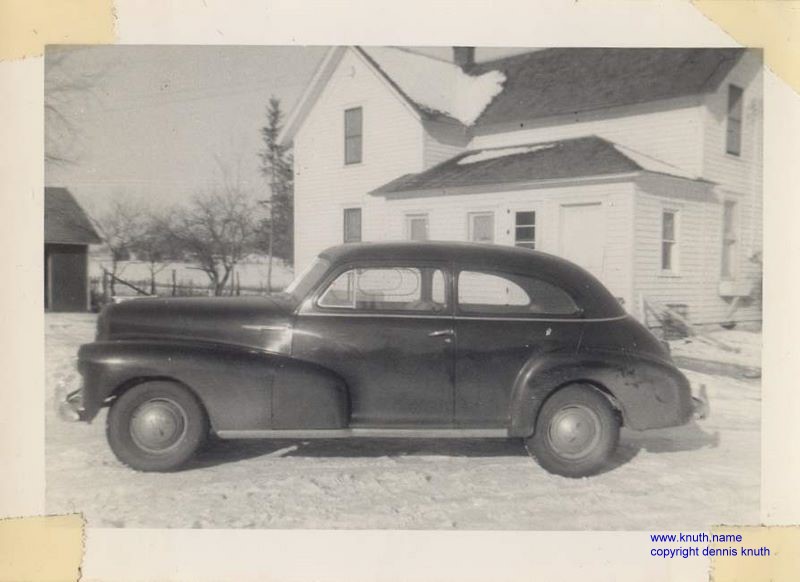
[77,340,349,431]
[508,349,694,436]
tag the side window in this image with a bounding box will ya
[457,270,579,315]
[318,266,447,313]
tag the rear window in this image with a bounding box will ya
[457,270,580,316]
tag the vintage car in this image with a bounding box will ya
[60,241,707,477]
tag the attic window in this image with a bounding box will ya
[344,107,363,164]
[726,85,743,156]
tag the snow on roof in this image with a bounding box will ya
[362,47,506,127]
[457,144,555,165]
[612,143,699,180]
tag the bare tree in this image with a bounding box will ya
[168,165,258,296]
[132,211,174,295]
[45,48,109,166]
[92,199,145,296]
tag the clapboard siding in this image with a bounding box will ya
[470,97,705,176]
[381,181,635,306]
[422,119,469,168]
[293,49,425,269]
[700,51,763,312]
[632,177,761,325]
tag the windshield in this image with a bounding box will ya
[282,257,331,303]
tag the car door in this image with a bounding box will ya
[453,267,585,427]
[292,262,455,427]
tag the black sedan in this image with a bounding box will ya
[60,242,707,477]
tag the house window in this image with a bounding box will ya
[661,210,678,272]
[344,107,363,164]
[726,85,744,156]
[343,208,362,243]
[406,214,429,241]
[468,212,494,243]
[721,200,738,279]
[514,211,536,249]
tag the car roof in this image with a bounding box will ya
[318,241,625,318]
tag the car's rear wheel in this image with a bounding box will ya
[526,384,620,478]
[106,381,208,472]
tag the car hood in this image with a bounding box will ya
[98,295,295,354]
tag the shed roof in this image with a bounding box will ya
[371,136,707,197]
[45,187,102,245]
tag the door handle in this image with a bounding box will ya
[428,329,454,338]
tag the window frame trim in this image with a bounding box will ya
[344,106,363,166]
[725,84,744,157]
[660,208,681,276]
[405,212,430,241]
[720,198,740,280]
[513,209,538,249]
[467,210,496,243]
[342,207,363,243]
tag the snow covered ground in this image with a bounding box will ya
[46,314,760,530]
[669,329,761,370]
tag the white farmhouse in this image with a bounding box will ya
[279,47,762,326]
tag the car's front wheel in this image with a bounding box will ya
[526,384,620,478]
[106,381,209,472]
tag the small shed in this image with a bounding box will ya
[45,187,102,312]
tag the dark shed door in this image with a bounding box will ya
[46,244,88,312]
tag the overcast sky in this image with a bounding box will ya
[44,45,526,217]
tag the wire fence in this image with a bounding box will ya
[91,268,284,310]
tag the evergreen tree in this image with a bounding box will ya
[258,97,294,290]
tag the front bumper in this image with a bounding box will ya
[56,375,88,422]
[691,383,710,420]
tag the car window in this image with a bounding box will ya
[457,270,579,316]
[318,266,447,313]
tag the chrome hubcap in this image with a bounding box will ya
[548,404,602,459]
[130,398,187,453]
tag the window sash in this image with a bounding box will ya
[344,108,363,164]
[661,211,677,271]
[514,211,536,249]
[721,201,738,278]
[406,214,429,241]
[726,85,743,156]
[468,212,495,243]
[343,208,362,243]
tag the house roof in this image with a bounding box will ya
[468,48,745,127]
[371,136,708,197]
[45,187,102,244]
[278,46,746,145]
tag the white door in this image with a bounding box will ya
[559,202,605,277]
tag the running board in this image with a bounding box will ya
[215,428,509,439]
